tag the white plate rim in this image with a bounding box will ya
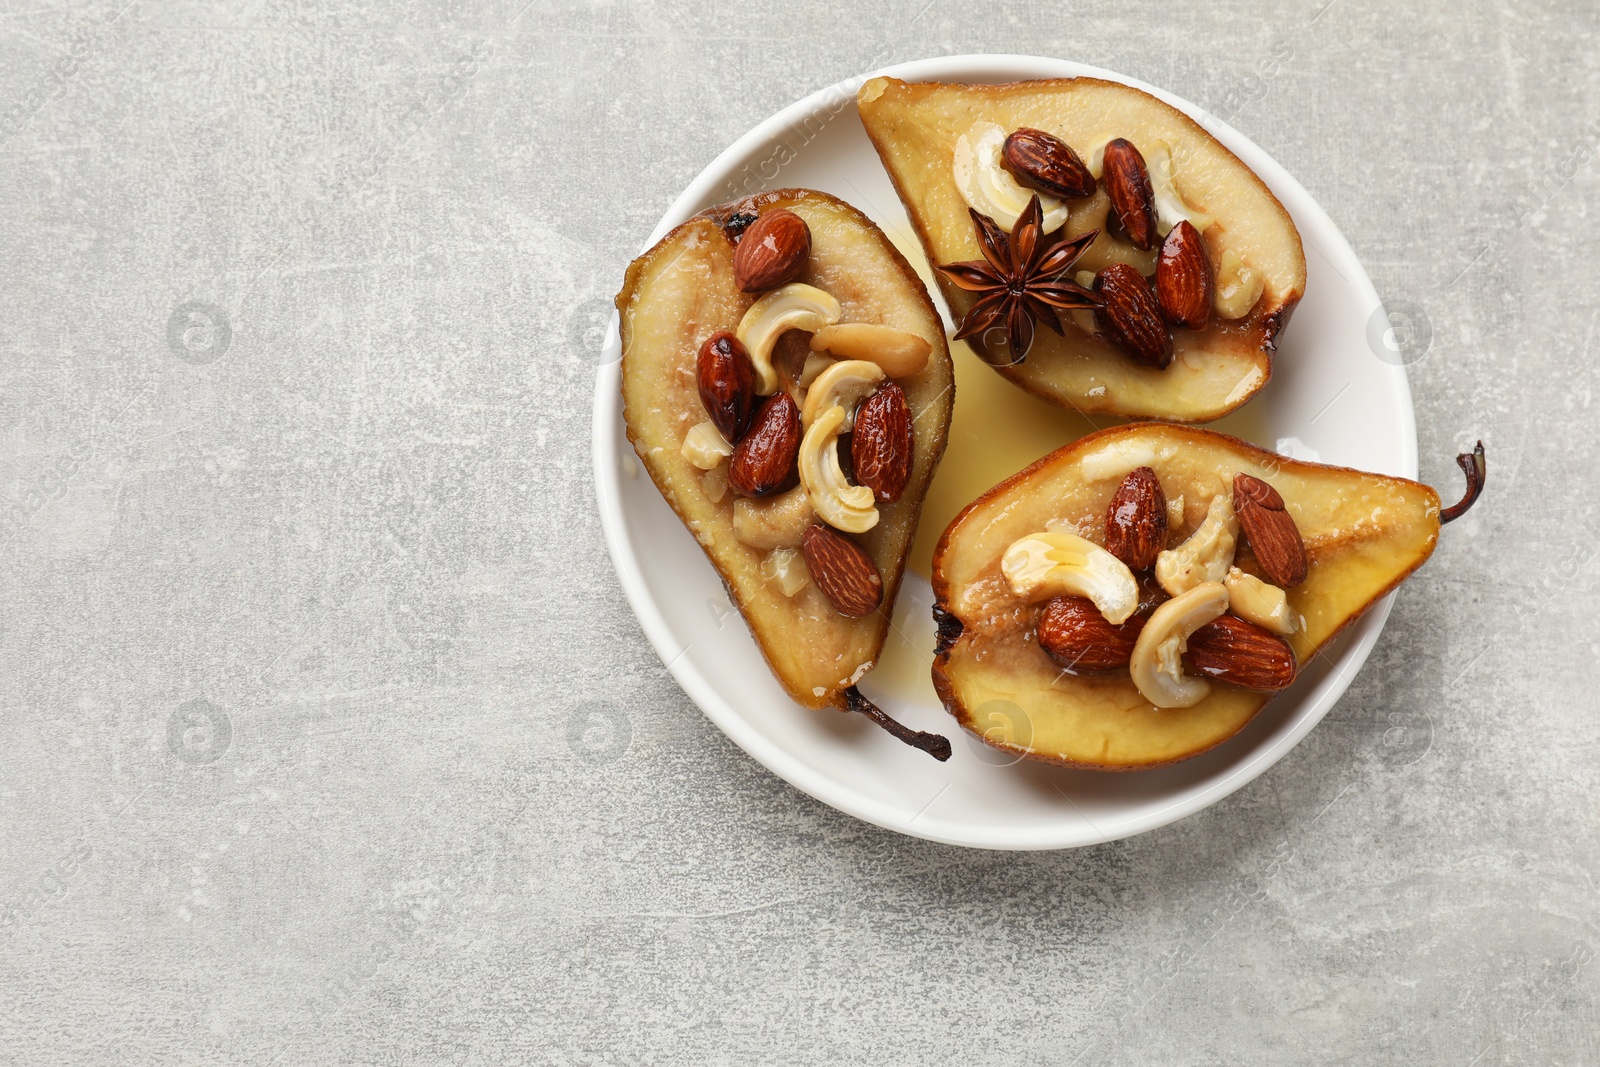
[592,53,1415,849]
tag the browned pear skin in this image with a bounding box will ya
[931,423,1443,770]
[617,188,954,712]
[856,76,1306,422]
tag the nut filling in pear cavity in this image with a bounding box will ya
[618,189,955,758]
[945,128,1233,370]
[930,424,1486,771]
[857,76,1309,421]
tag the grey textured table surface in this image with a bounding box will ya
[2,0,1596,1063]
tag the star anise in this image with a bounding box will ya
[937,194,1100,364]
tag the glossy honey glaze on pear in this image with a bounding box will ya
[617,189,954,713]
[857,76,1307,422]
[931,424,1444,770]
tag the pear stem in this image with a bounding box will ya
[1440,441,1486,524]
[844,687,952,762]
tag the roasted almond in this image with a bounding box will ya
[802,523,882,617]
[1094,264,1173,369]
[732,209,811,293]
[1156,220,1213,330]
[1233,473,1308,587]
[1104,466,1167,571]
[1002,128,1096,199]
[1101,138,1159,251]
[1183,614,1297,690]
[850,382,913,504]
[696,332,757,442]
[1036,595,1147,672]
[728,393,800,497]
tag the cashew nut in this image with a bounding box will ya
[1061,187,1157,276]
[798,405,877,534]
[1143,140,1215,236]
[1225,567,1297,635]
[681,420,732,470]
[1214,249,1264,320]
[1070,270,1100,336]
[781,350,836,408]
[735,283,842,395]
[797,351,836,390]
[1129,581,1229,708]
[702,463,729,503]
[1155,491,1238,597]
[952,121,1069,232]
[1086,137,1110,178]
[1079,437,1178,483]
[733,485,815,551]
[759,547,811,597]
[1000,531,1139,624]
[801,359,885,431]
[809,323,932,378]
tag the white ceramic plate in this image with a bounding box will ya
[593,55,1416,849]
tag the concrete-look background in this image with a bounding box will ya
[1,0,1595,1062]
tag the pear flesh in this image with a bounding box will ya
[618,189,955,717]
[931,424,1442,770]
[858,76,1307,423]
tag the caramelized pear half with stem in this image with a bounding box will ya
[617,189,955,756]
[931,424,1482,770]
[857,76,1306,422]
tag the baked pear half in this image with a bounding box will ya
[618,189,956,758]
[857,76,1307,422]
[930,424,1485,770]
